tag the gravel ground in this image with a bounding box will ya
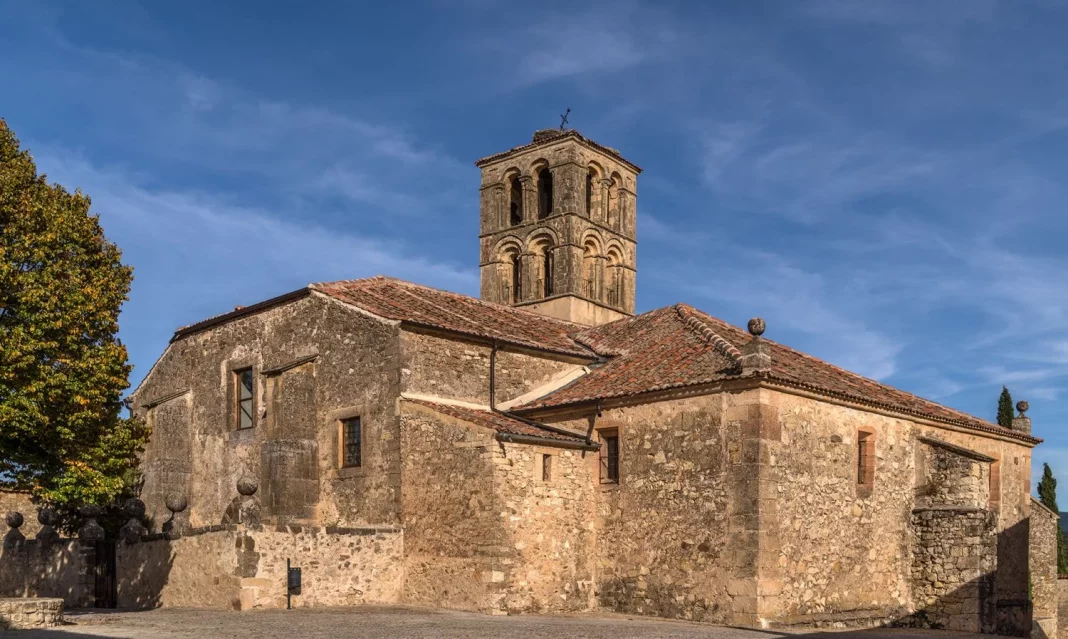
[11,606,995,639]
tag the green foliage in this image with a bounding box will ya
[1039,464,1059,513]
[997,386,1014,428]
[1037,464,1068,574]
[0,118,149,512]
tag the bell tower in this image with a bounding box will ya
[476,129,640,326]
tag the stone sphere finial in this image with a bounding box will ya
[1017,400,1030,416]
[236,476,259,497]
[165,493,188,514]
[747,317,766,337]
[80,504,103,519]
[37,507,58,527]
[6,512,24,529]
[123,498,146,520]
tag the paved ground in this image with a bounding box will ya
[14,606,994,639]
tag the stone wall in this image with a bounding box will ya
[1056,578,1068,639]
[916,440,991,509]
[0,490,41,538]
[401,401,597,615]
[494,442,597,613]
[0,540,90,607]
[0,598,63,630]
[909,507,997,632]
[400,404,505,612]
[549,393,742,623]
[130,293,404,531]
[400,329,579,407]
[1030,498,1059,638]
[767,390,1032,629]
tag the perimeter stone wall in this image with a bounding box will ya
[1030,499,1059,638]
[0,490,41,538]
[115,525,403,610]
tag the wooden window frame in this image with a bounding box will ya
[338,416,362,469]
[541,453,552,482]
[857,429,875,497]
[231,366,256,430]
[599,428,620,485]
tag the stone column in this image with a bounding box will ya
[726,389,782,626]
[520,176,535,224]
[599,179,612,225]
[3,512,25,549]
[1012,401,1031,435]
[519,252,540,302]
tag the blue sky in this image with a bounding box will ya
[4,1,1068,491]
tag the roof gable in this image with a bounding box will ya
[312,276,594,358]
[518,303,1039,445]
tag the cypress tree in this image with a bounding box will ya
[997,386,1015,428]
[1037,464,1068,574]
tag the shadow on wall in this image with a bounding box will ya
[0,502,177,612]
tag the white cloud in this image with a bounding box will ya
[32,149,478,389]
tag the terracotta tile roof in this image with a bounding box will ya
[518,304,1040,445]
[403,398,589,444]
[312,276,594,358]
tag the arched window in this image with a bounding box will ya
[585,170,593,216]
[582,236,601,299]
[537,169,553,219]
[509,177,523,226]
[510,252,521,303]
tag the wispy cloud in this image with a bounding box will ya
[33,148,477,388]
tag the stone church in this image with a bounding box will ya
[124,128,1053,633]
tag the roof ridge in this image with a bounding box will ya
[675,304,743,363]
[313,276,591,329]
[684,305,1009,432]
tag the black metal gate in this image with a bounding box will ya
[93,540,117,608]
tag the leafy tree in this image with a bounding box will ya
[0,118,148,513]
[1037,463,1068,574]
[997,386,1015,428]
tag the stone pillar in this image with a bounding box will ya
[1012,401,1031,435]
[162,493,189,537]
[119,499,147,544]
[551,163,584,217]
[741,319,772,374]
[520,176,535,224]
[599,178,612,225]
[726,389,782,626]
[36,507,60,545]
[77,505,105,542]
[3,512,25,549]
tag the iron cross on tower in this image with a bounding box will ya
[559,107,571,130]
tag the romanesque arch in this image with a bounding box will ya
[493,236,524,303]
[581,231,604,300]
[527,232,556,298]
[605,244,625,308]
[504,168,523,227]
[586,162,603,219]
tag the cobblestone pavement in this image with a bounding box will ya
[13,606,999,639]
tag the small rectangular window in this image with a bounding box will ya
[341,416,362,468]
[542,454,552,482]
[235,368,254,429]
[857,431,875,495]
[600,432,619,484]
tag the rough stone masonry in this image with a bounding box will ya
[1,127,1051,635]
